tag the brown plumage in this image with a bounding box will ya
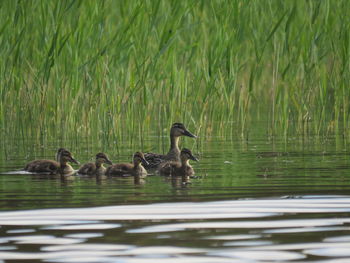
[78,152,112,176]
[158,148,198,177]
[24,148,79,175]
[144,123,197,169]
[106,152,148,177]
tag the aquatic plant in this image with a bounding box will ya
[0,0,349,141]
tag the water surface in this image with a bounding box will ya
[1,134,350,262]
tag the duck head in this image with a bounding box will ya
[96,152,113,165]
[133,152,149,166]
[180,148,199,162]
[59,149,80,165]
[170,123,197,138]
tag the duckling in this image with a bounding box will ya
[57,149,80,174]
[24,148,79,175]
[78,152,112,176]
[144,123,197,169]
[24,148,65,173]
[106,152,148,177]
[158,148,198,177]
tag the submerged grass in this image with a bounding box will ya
[0,0,350,143]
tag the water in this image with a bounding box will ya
[1,133,350,262]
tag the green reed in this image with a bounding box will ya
[0,0,349,142]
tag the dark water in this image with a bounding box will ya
[1,134,350,262]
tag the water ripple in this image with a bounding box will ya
[0,196,349,224]
[0,195,349,262]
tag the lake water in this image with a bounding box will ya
[1,133,350,262]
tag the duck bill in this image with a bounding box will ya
[70,157,80,165]
[106,159,113,165]
[183,129,197,138]
[189,154,199,162]
[141,157,149,166]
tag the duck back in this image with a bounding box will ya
[25,160,59,174]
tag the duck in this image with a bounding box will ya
[158,148,198,177]
[106,152,148,177]
[24,148,65,174]
[78,152,113,176]
[24,148,79,175]
[144,123,197,169]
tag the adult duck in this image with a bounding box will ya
[144,123,196,169]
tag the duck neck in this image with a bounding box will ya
[167,136,180,160]
[95,160,103,169]
[59,160,74,174]
[59,161,68,173]
[133,160,146,176]
[133,160,141,170]
[60,161,67,169]
[170,135,180,150]
[181,158,189,167]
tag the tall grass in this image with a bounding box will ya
[0,0,349,142]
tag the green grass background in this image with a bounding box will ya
[1,0,349,141]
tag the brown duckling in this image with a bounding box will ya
[106,152,148,177]
[78,152,112,176]
[158,148,198,177]
[144,123,197,169]
[24,148,79,175]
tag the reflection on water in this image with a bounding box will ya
[1,134,350,262]
[0,196,349,262]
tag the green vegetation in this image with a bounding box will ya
[0,0,349,140]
